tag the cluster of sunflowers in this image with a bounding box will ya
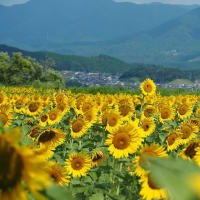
[1,78,200,200]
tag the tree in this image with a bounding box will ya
[0,52,65,88]
[6,52,43,85]
[41,69,65,89]
[40,56,56,72]
[0,52,10,83]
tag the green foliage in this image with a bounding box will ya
[0,52,65,88]
[45,185,74,200]
[146,156,200,200]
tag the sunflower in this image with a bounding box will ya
[179,140,200,161]
[195,104,200,116]
[132,144,168,178]
[140,118,155,137]
[106,110,122,130]
[56,100,70,117]
[117,94,135,119]
[99,110,109,125]
[83,108,98,129]
[81,100,94,113]
[140,78,156,96]
[65,152,92,177]
[53,92,66,105]
[190,117,200,131]
[178,121,198,145]
[37,128,66,149]
[91,150,106,167]
[13,98,26,114]
[166,130,182,151]
[48,162,70,186]
[39,113,49,127]
[0,91,7,105]
[70,117,89,138]
[41,94,52,109]
[48,109,62,125]
[74,94,85,111]
[159,105,175,123]
[29,125,41,139]
[0,110,13,128]
[105,122,143,158]
[33,146,54,160]
[177,103,193,120]
[193,147,200,167]
[25,101,42,117]
[139,174,168,200]
[0,128,51,200]
[142,105,157,120]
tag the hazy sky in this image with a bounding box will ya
[1,0,200,6]
[0,0,28,6]
[115,0,200,5]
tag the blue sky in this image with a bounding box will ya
[1,0,200,6]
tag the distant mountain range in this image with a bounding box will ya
[0,0,200,68]
[61,6,200,68]
[0,0,195,49]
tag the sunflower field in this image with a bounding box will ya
[1,78,200,200]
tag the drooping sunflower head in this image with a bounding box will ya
[166,130,182,151]
[177,103,193,120]
[91,150,106,167]
[0,128,51,200]
[140,78,156,96]
[180,140,200,160]
[178,121,198,143]
[190,118,200,131]
[29,125,41,139]
[48,162,70,186]
[65,153,92,177]
[37,128,66,149]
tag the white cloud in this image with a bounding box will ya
[0,0,29,6]
[115,0,200,5]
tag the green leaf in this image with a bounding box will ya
[46,185,74,200]
[89,193,104,200]
[146,156,200,200]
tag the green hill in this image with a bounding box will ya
[2,44,200,83]
[0,44,131,73]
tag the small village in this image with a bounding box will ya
[62,70,200,89]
